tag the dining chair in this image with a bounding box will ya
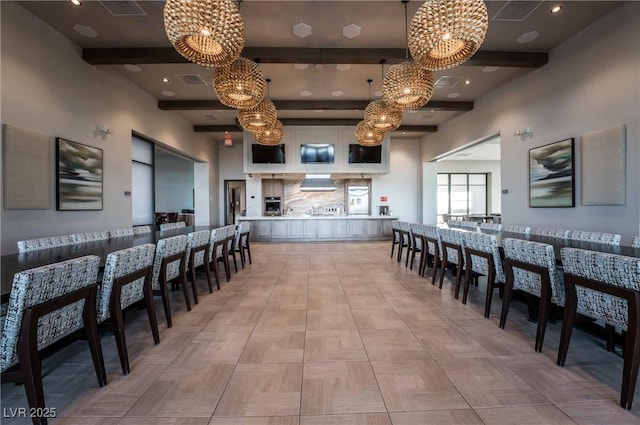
[237,221,252,268]
[463,232,505,318]
[390,221,401,259]
[133,225,153,235]
[109,228,134,238]
[17,235,71,253]
[569,231,621,246]
[501,238,564,352]
[633,236,640,248]
[502,224,531,234]
[186,230,213,303]
[534,228,570,238]
[209,227,229,284]
[0,256,105,425]
[559,248,640,409]
[447,220,461,227]
[409,223,424,271]
[438,228,467,298]
[226,225,239,274]
[422,225,442,285]
[97,244,158,375]
[459,220,479,229]
[69,231,109,244]
[479,222,502,231]
[151,234,188,328]
[175,221,187,228]
[397,221,411,264]
[159,222,177,231]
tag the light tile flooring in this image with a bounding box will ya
[3,241,640,425]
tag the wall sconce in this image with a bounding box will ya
[96,124,112,139]
[514,127,533,141]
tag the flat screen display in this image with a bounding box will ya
[252,144,285,164]
[300,144,335,164]
[348,144,382,163]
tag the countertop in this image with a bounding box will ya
[237,215,398,220]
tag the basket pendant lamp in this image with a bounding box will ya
[164,0,245,68]
[364,66,402,131]
[213,57,265,109]
[238,78,277,132]
[355,121,386,147]
[254,120,284,146]
[382,1,434,110]
[408,0,488,71]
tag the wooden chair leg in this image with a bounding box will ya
[210,260,221,290]
[606,324,616,352]
[83,293,107,387]
[189,266,199,305]
[110,301,130,375]
[17,336,47,425]
[557,282,577,366]
[239,246,246,269]
[438,256,447,289]
[499,280,514,329]
[620,318,640,409]
[246,241,252,264]
[462,267,472,305]
[432,257,439,286]
[144,278,160,345]
[203,263,214,294]
[484,273,496,319]
[454,263,464,300]
[179,272,192,311]
[159,277,173,328]
[231,250,238,273]
[535,283,552,352]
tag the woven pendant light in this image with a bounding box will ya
[355,121,386,147]
[254,120,284,146]
[409,0,488,71]
[364,74,402,131]
[164,0,244,67]
[213,57,265,109]
[238,78,277,131]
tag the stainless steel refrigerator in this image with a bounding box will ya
[347,185,370,215]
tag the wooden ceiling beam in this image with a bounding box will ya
[194,122,437,133]
[83,47,547,68]
[159,99,472,112]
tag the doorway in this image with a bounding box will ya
[225,180,247,225]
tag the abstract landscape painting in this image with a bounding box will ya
[529,138,575,207]
[56,138,103,210]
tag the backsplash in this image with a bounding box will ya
[284,180,345,215]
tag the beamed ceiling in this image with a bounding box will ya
[17,0,622,141]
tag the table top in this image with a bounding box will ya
[1,226,216,297]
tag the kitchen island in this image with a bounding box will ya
[237,215,398,241]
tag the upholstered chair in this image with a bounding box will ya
[409,223,424,271]
[559,248,640,409]
[422,225,442,284]
[208,227,228,285]
[569,231,621,246]
[97,244,158,374]
[463,232,506,318]
[69,231,109,244]
[632,236,640,248]
[479,222,502,231]
[159,222,177,231]
[108,228,134,238]
[175,221,187,228]
[0,256,105,424]
[438,228,467,297]
[459,221,479,229]
[390,221,401,259]
[186,230,213,303]
[237,221,252,268]
[133,225,153,235]
[397,221,411,264]
[151,235,188,328]
[225,225,239,274]
[501,238,564,352]
[502,224,531,234]
[534,228,570,238]
[17,235,71,253]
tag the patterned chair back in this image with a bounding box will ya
[151,235,187,290]
[447,220,461,227]
[423,225,442,260]
[225,225,237,250]
[503,238,564,305]
[479,222,502,231]
[17,235,71,253]
[503,224,531,234]
[133,225,153,235]
[633,236,640,249]
[459,221,478,229]
[69,231,109,244]
[238,222,251,246]
[186,230,211,269]
[569,231,621,246]
[0,256,100,371]
[561,248,640,331]
[209,227,227,261]
[409,223,423,250]
[175,222,187,228]
[398,221,410,232]
[534,228,570,239]
[439,228,466,266]
[97,244,155,323]
[109,228,134,238]
[159,222,177,231]
[463,232,505,283]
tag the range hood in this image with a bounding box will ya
[300,174,337,191]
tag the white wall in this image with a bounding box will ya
[372,138,421,222]
[154,151,194,213]
[436,160,502,214]
[0,3,219,253]
[421,4,640,243]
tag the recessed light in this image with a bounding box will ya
[402,132,406,135]
[123,64,142,72]
[314,64,324,69]
[299,90,312,97]
[550,5,562,13]
[293,23,312,38]
[516,31,540,45]
[446,92,461,98]
[70,0,82,6]
[313,110,324,113]
[161,90,175,97]
[342,24,361,39]
[331,90,344,97]
[373,90,382,97]
[294,64,309,70]
[482,66,499,73]
[464,80,470,85]
[336,64,351,71]
[162,77,170,83]
[73,23,98,38]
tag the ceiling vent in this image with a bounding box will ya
[98,1,146,17]
[435,76,463,88]
[176,74,208,86]
[202,114,218,121]
[493,1,542,22]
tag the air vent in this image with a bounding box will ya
[98,1,146,17]
[176,74,208,86]
[202,114,218,121]
[493,1,542,22]
[435,76,463,88]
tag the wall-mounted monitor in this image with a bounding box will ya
[300,144,335,164]
[348,144,382,164]
[252,144,285,164]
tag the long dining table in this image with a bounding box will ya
[0,226,217,299]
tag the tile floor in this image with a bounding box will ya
[2,241,640,425]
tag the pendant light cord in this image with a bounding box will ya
[367,79,373,102]
[402,0,409,59]
[266,78,271,97]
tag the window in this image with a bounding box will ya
[132,136,154,226]
[437,173,487,222]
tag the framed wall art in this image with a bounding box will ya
[56,138,103,211]
[529,138,575,208]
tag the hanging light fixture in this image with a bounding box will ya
[254,120,284,146]
[364,64,402,131]
[238,78,277,131]
[382,1,434,110]
[164,0,245,68]
[213,57,265,109]
[408,0,488,71]
[355,121,386,147]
